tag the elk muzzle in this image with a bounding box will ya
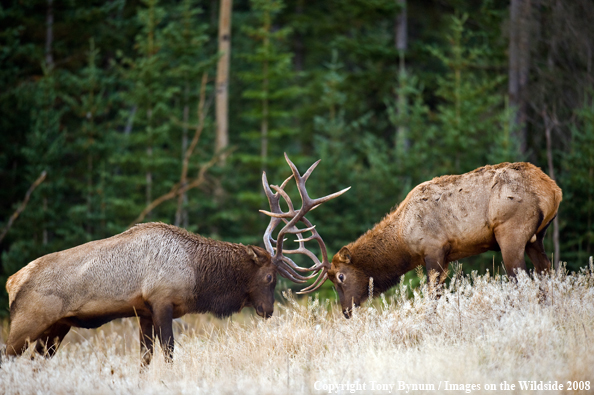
[256,305,273,319]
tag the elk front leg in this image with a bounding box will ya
[424,250,448,284]
[6,316,53,357]
[424,250,448,298]
[35,323,71,358]
[139,316,154,367]
[151,304,174,363]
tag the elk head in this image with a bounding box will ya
[261,153,350,295]
[328,246,370,318]
[245,245,277,319]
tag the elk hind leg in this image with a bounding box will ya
[151,303,174,363]
[525,221,553,274]
[139,316,155,367]
[34,323,71,357]
[494,226,529,278]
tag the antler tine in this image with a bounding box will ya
[276,264,309,283]
[261,154,350,291]
[280,256,320,278]
[297,271,329,294]
[302,159,321,182]
[311,186,351,206]
[262,217,281,260]
[279,173,294,189]
[270,185,295,214]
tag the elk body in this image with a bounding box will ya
[5,223,276,365]
[5,154,347,365]
[324,162,562,317]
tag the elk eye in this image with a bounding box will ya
[338,273,345,283]
[266,274,273,283]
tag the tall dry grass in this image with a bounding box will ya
[1,262,593,394]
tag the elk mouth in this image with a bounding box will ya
[256,305,273,319]
[342,302,360,319]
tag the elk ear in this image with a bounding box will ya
[338,247,352,264]
[247,245,270,266]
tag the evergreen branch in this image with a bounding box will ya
[0,170,48,244]
[128,154,225,228]
[130,72,229,228]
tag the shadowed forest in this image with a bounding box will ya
[1,0,593,314]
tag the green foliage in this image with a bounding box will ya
[560,99,594,267]
[1,0,593,315]
[425,14,514,175]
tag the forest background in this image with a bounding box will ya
[1,0,593,315]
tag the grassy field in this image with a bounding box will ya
[1,263,593,395]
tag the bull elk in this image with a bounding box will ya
[306,162,562,317]
[4,154,348,365]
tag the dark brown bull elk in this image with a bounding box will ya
[4,154,347,365]
[309,162,562,317]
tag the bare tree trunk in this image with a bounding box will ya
[543,109,560,268]
[124,106,137,135]
[294,0,304,72]
[260,7,271,173]
[175,82,190,228]
[43,0,53,245]
[87,143,93,235]
[216,0,232,164]
[509,0,532,155]
[43,197,48,245]
[45,0,54,70]
[395,0,407,53]
[146,109,153,213]
[261,60,269,172]
[395,0,408,156]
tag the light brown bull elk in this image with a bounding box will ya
[4,223,276,366]
[323,162,561,317]
[260,153,350,293]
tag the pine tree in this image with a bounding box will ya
[113,0,179,226]
[426,14,511,175]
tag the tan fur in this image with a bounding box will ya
[5,222,277,365]
[328,163,562,317]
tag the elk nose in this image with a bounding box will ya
[265,311,273,319]
[343,308,352,319]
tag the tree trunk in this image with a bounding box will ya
[509,0,532,155]
[294,0,304,72]
[146,109,153,214]
[45,0,54,70]
[216,0,232,164]
[395,0,408,156]
[543,110,560,268]
[175,82,190,228]
[260,7,270,172]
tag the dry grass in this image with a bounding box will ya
[1,263,594,395]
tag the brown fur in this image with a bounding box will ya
[5,222,277,365]
[328,162,562,317]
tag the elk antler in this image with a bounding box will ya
[261,153,350,294]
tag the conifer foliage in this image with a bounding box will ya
[0,0,593,313]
